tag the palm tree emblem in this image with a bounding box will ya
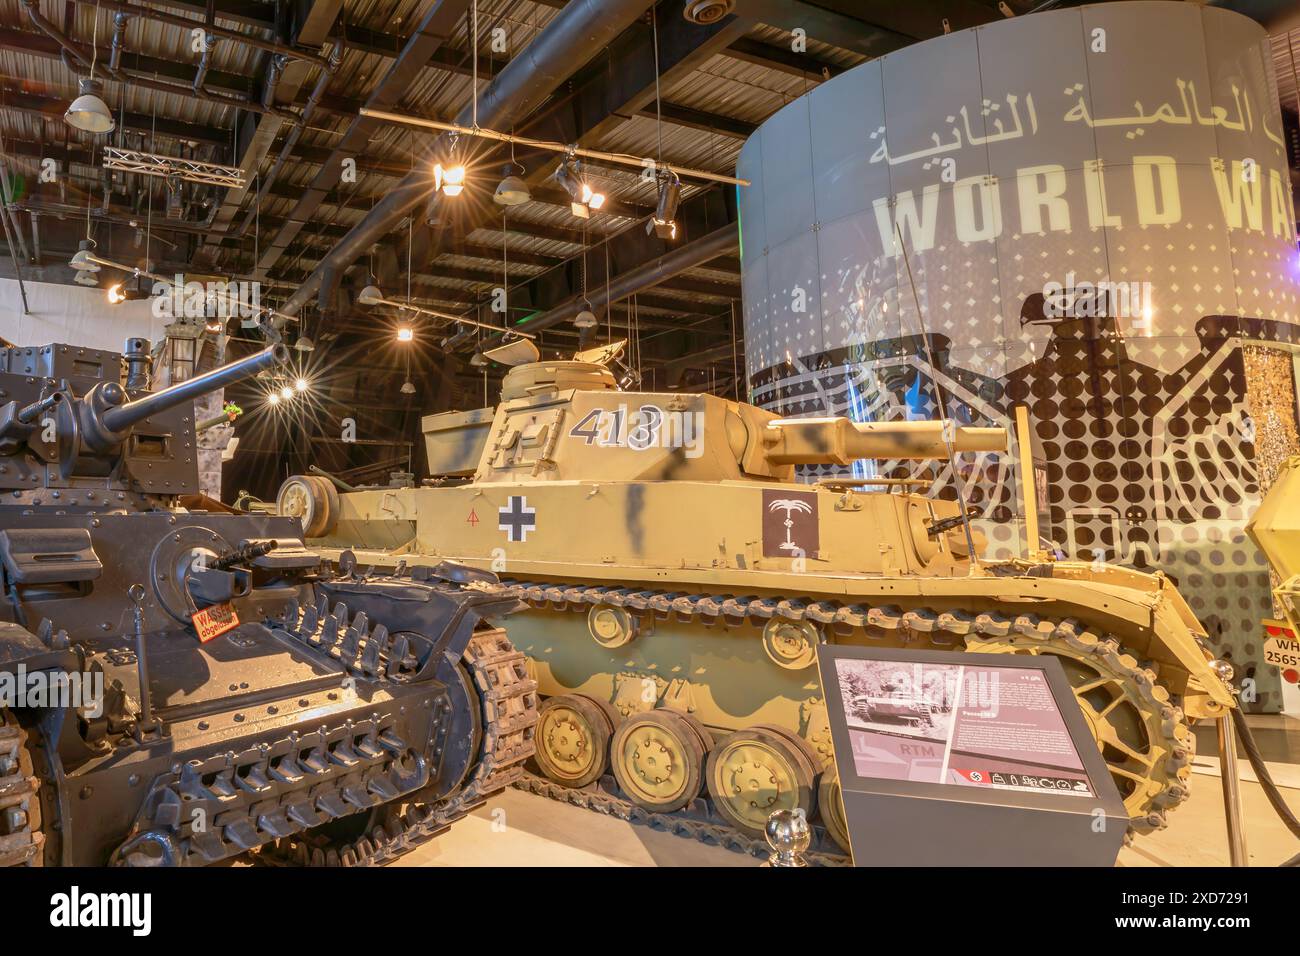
[768,498,813,552]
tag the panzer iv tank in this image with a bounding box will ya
[281,343,1231,855]
[0,340,536,866]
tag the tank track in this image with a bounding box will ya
[0,711,44,867]
[256,628,538,867]
[515,771,851,866]
[500,578,1194,838]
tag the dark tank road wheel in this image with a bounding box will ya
[534,694,620,788]
[964,622,1194,834]
[0,710,48,867]
[610,710,711,813]
[706,725,818,837]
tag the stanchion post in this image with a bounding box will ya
[763,808,811,867]
[1211,659,1248,867]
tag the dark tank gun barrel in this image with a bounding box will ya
[99,343,287,436]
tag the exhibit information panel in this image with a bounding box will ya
[820,647,1129,866]
[840,658,1094,796]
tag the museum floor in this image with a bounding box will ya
[396,714,1300,868]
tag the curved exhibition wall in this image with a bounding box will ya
[736,1,1300,709]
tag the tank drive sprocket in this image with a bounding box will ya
[0,711,47,867]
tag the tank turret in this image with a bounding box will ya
[0,340,285,506]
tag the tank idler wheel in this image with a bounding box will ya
[705,724,818,837]
[587,605,638,649]
[817,764,851,854]
[761,619,819,670]
[534,694,620,788]
[609,710,709,813]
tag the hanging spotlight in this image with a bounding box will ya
[648,169,682,240]
[69,239,101,272]
[106,277,150,304]
[396,327,414,342]
[294,334,315,352]
[65,77,115,134]
[400,380,416,395]
[279,385,294,401]
[294,377,309,393]
[494,166,531,206]
[554,158,604,219]
[358,284,383,306]
[470,351,487,367]
[434,162,466,197]
[574,309,597,330]
[74,270,99,287]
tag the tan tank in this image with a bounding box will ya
[1246,454,1300,638]
[279,345,1232,853]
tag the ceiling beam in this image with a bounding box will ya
[195,0,344,266]
[254,0,473,277]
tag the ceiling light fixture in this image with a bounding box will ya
[400,380,416,394]
[65,77,115,134]
[554,158,604,220]
[294,377,309,393]
[358,284,384,306]
[648,169,682,240]
[494,168,531,206]
[396,327,414,342]
[69,239,101,272]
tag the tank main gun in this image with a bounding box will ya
[759,417,1008,465]
[0,340,287,504]
[78,344,286,453]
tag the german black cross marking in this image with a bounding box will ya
[498,495,537,542]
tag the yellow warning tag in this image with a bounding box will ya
[192,602,240,643]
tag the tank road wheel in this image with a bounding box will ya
[535,694,620,788]
[817,764,851,854]
[277,474,338,538]
[609,710,710,813]
[0,710,46,867]
[706,725,818,837]
[964,624,1194,834]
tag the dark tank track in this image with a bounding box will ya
[256,628,538,866]
[0,712,44,866]
[499,578,1195,848]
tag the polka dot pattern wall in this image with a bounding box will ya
[737,1,1300,711]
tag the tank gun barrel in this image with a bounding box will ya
[762,417,1007,465]
[100,344,287,436]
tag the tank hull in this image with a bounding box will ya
[312,479,1227,843]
